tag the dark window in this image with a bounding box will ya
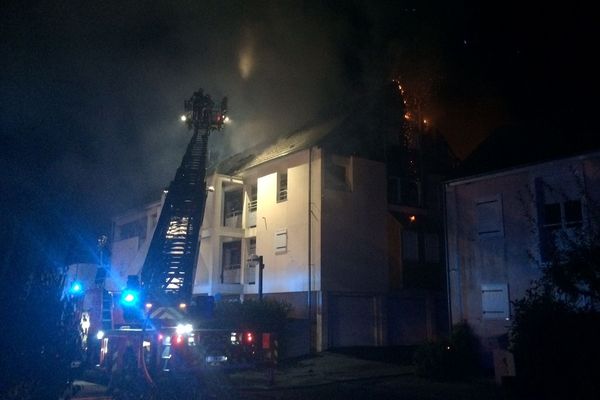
[278,173,288,202]
[564,200,583,227]
[119,218,147,240]
[222,241,241,271]
[543,203,562,231]
[326,163,348,190]
[246,238,256,285]
[402,179,420,206]
[388,176,419,206]
[331,164,346,182]
[248,237,256,257]
[543,200,583,230]
[540,199,584,262]
[248,185,257,212]
[221,240,241,284]
[223,188,243,226]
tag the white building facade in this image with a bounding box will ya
[111,130,392,351]
[110,85,453,353]
[196,146,389,351]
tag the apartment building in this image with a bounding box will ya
[444,151,600,362]
[110,84,454,352]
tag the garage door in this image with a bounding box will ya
[329,294,377,347]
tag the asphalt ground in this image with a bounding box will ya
[228,351,413,390]
[71,351,504,399]
[71,352,411,398]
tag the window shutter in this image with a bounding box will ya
[476,196,503,237]
[274,228,287,253]
[481,283,509,319]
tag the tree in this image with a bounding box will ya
[511,174,600,399]
[0,217,82,399]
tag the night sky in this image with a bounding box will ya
[1,1,597,264]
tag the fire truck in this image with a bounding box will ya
[66,89,270,385]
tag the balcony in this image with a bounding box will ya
[224,209,242,228]
[247,199,257,228]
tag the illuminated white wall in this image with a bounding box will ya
[194,149,322,297]
[109,199,162,292]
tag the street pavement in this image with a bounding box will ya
[229,351,413,390]
[71,352,413,399]
[69,380,111,400]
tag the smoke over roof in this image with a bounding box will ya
[2,1,596,260]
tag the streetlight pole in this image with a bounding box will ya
[258,256,264,301]
[248,254,264,301]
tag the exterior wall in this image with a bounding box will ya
[194,148,322,309]
[192,148,392,350]
[109,199,162,292]
[321,156,388,293]
[253,150,313,294]
[321,155,388,348]
[193,174,245,295]
[445,152,600,355]
[109,146,407,352]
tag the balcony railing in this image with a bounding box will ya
[224,209,242,228]
[247,200,257,227]
[278,188,288,202]
[248,199,257,212]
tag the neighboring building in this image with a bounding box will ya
[109,198,163,293]
[111,83,456,352]
[444,150,600,364]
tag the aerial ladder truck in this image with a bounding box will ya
[141,88,227,310]
[88,89,259,385]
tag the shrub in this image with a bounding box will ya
[0,267,82,400]
[510,287,600,399]
[414,322,480,380]
[414,340,450,379]
[211,299,292,334]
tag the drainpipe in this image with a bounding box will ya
[442,183,453,335]
[308,146,313,354]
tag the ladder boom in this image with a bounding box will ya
[141,89,227,305]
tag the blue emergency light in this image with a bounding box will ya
[69,281,83,295]
[120,289,139,306]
